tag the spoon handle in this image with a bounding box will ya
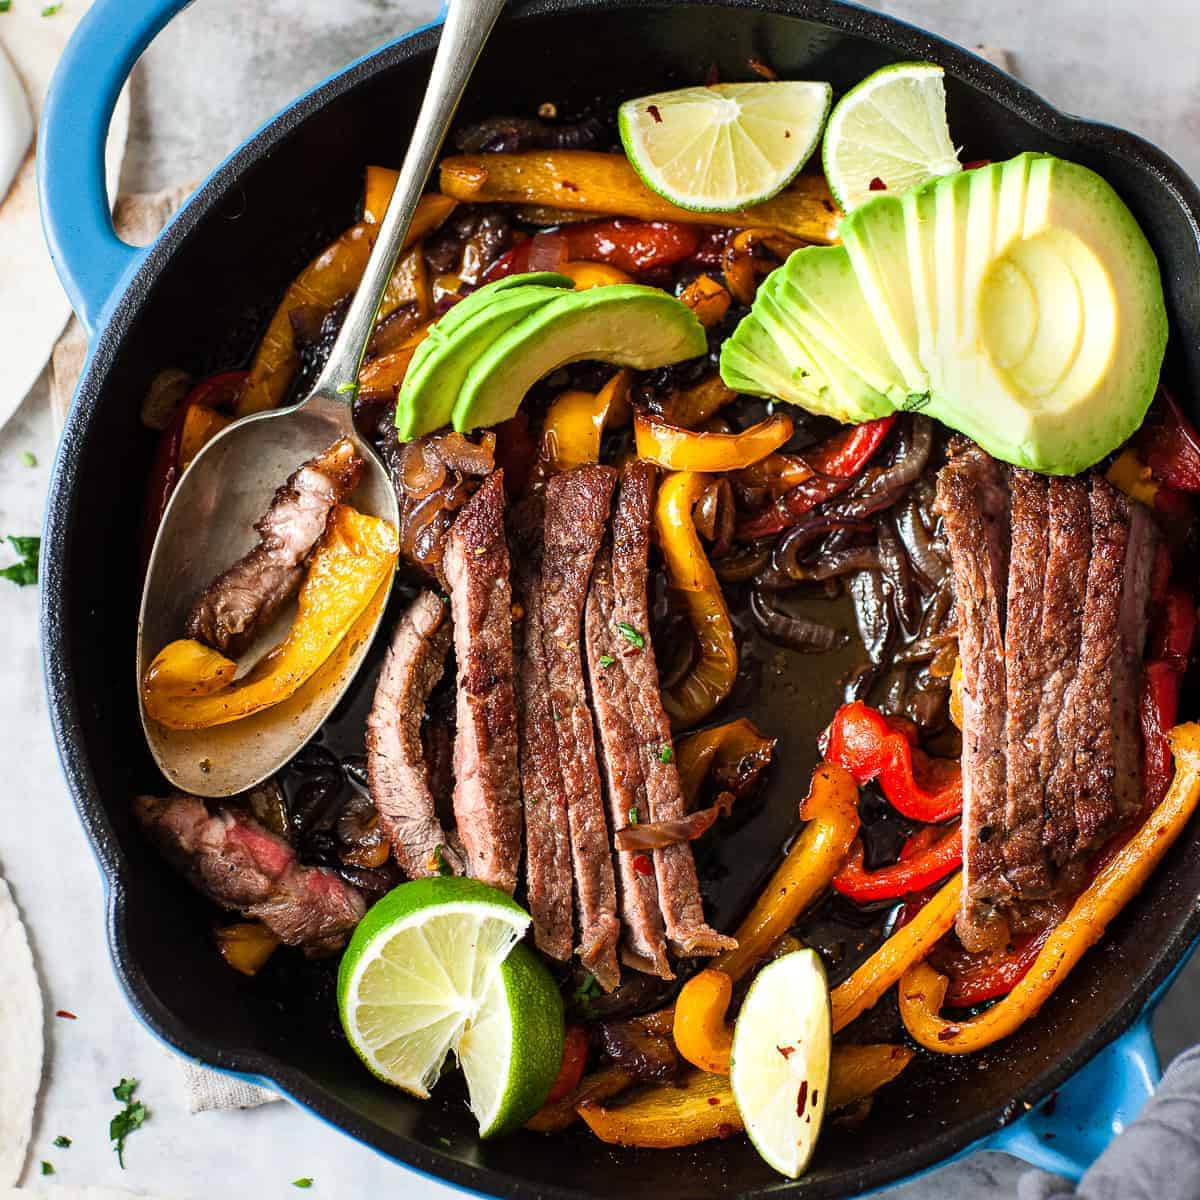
[309,0,508,415]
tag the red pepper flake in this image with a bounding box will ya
[869,177,887,191]
[805,1113,812,1123]
[747,57,778,81]
[559,180,579,191]
[784,129,791,139]
[937,1025,962,1042]
[646,104,663,124]
[633,854,654,876]
[707,1096,720,1106]
[776,1044,795,1060]
[55,1010,77,1020]
[795,1080,808,1116]
[811,1089,819,1106]
[716,1122,737,1139]
[705,64,720,86]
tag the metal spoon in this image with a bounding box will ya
[136,0,505,798]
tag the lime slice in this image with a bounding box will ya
[618,82,833,212]
[337,878,540,1108]
[730,949,831,1179]
[456,943,564,1137]
[822,62,961,213]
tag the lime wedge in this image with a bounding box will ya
[822,62,961,213]
[456,943,564,1137]
[337,876,561,1136]
[730,949,831,1179]
[618,82,832,212]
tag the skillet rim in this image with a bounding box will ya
[40,0,1200,1195]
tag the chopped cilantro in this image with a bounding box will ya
[432,844,453,877]
[0,4,12,13]
[53,1135,71,1148]
[617,622,644,649]
[42,2,62,13]
[628,806,639,826]
[437,1136,452,1148]
[20,451,36,467]
[0,535,38,586]
[573,972,600,1016]
[598,654,615,668]
[336,381,358,395]
[41,1162,54,1176]
[292,1180,314,1190]
[659,744,673,763]
[109,1079,148,1168]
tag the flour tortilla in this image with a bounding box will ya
[0,0,130,426]
[0,879,42,1187]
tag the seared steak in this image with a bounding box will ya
[366,590,462,879]
[592,462,735,960]
[585,502,673,979]
[513,491,575,963]
[937,448,1012,952]
[186,437,363,656]
[443,471,522,893]
[539,466,622,989]
[134,793,365,955]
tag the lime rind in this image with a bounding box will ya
[619,81,833,213]
[822,61,961,213]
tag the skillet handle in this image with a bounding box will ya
[38,0,196,338]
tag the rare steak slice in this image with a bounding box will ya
[186,437,363,656]
[513,491,575,963]
[443,471,522,893]
[937,448,1012,952]
[366,589,462,880]
[134,793,365,955]
[538,465,622,989]
[594,462,735,960]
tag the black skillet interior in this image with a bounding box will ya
[42,1,1200,1197]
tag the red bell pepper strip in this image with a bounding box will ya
[543,1024,590,1105]
[941,928,1051,1008]
[1141,390,1200,492]
[1139,584,1197,809]
[823,701,963,823]
[563,219,700,274]
[737,415,896,538]
[832,822,962,902]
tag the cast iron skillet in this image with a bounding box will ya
[37,0,1200,1195]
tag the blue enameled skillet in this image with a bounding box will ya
[37,1,1200,1196]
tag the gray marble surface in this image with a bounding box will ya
[2,0,1198,1196]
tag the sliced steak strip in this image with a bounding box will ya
[597,462,735,960]
[1037,477,1092,879]
[539,465,622,989]
[1001,471,1054,897]
[443,471,522,893]
[937,449,1012,953]
[513,491,576,962]
[134,793,366,955]
[366,590,462,880]
[586,534,673,980]
[186,437,364,656]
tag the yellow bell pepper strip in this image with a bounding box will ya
[526,1064,635,1134]
[143,505,399,729]
[636,411,792,473]
[722,227,804,304]
[215,922,281,976]
[557,260,634,289]
[576,1043,913,1149]
[656,471,739,729]
[899,723,1200,1054]
[438,151,841,243]
[1107,447,1160,506]
[178,403,233,474]
[676,717,776,808]
[537,370,631,473]
[673,968,734,1074]
[363,166,458,229]
[830,872,961,1033]
[238,193,455,417]
[679,273,732,328]
[712,762,860,982]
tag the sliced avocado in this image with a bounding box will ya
[395,283,572,439]
[841,194,929,394]
[993,152,1041,258]
[934,169,972,365]
[775,246,909,405]
[755,276,893,424]
[902,179,942,398]
[933,155,1166,473]
[452,286,706,433]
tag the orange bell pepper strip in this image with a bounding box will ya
[557,261,634,289]
[142,505,399,728]
[830,872,961,1033]
[656,472,738,729]
[178,404,233,474]
[655,375,739,430]
[215,923,281,976]
[673,968,734,1074]
[679,274,732,328]
[712,762,860,983]
[900,723,1200,1054]
[238,191,455,416]
[357,324,433,402]
[676,717,776,808]
[635,411,792,472]
[539,370,632,473]
[576,1044,913,1149]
